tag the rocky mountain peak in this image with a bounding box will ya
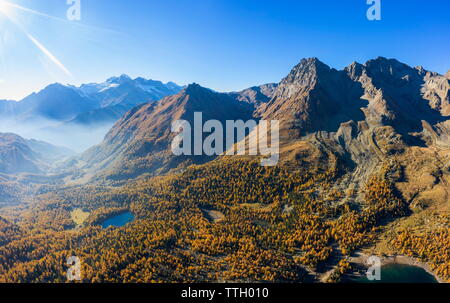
[345,61,365,80]
[184,83,208,94]
[267,58,336,105]
[180,84,229,110]
[363,57,424,85]
[280,57,331,86]
[106,74,132,84]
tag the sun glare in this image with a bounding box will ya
[0,1,11,16]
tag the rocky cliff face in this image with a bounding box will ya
[253,57,449,147]
[345,58,446,137]
[260,58,450,209]
[422,71,450,116]
[262,58,367,138]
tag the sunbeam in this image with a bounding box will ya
[2,11,72,77]
[26,33,72,76]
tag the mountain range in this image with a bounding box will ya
[65,57,449,184]
[0,76,183,151]
[1,57,449,186]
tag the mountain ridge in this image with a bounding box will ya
[0,76,183,151]
[72,57,449,184]
[77,83,254,181]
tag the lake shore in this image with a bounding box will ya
[347,252,443,283]
[100,211,134,228]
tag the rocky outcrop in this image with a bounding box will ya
[262,58,366,138]
[422,72,450,116]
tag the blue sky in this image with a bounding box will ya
[0,0,449,100]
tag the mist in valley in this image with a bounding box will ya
[0,117,112,153]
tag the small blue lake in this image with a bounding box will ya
[355,264,438,283]
[101,211,135,228]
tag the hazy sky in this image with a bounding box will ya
[0,0,449,100]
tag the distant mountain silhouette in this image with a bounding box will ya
[0,132,73,174]
[0,76,182,151]
[0,76,182,125]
